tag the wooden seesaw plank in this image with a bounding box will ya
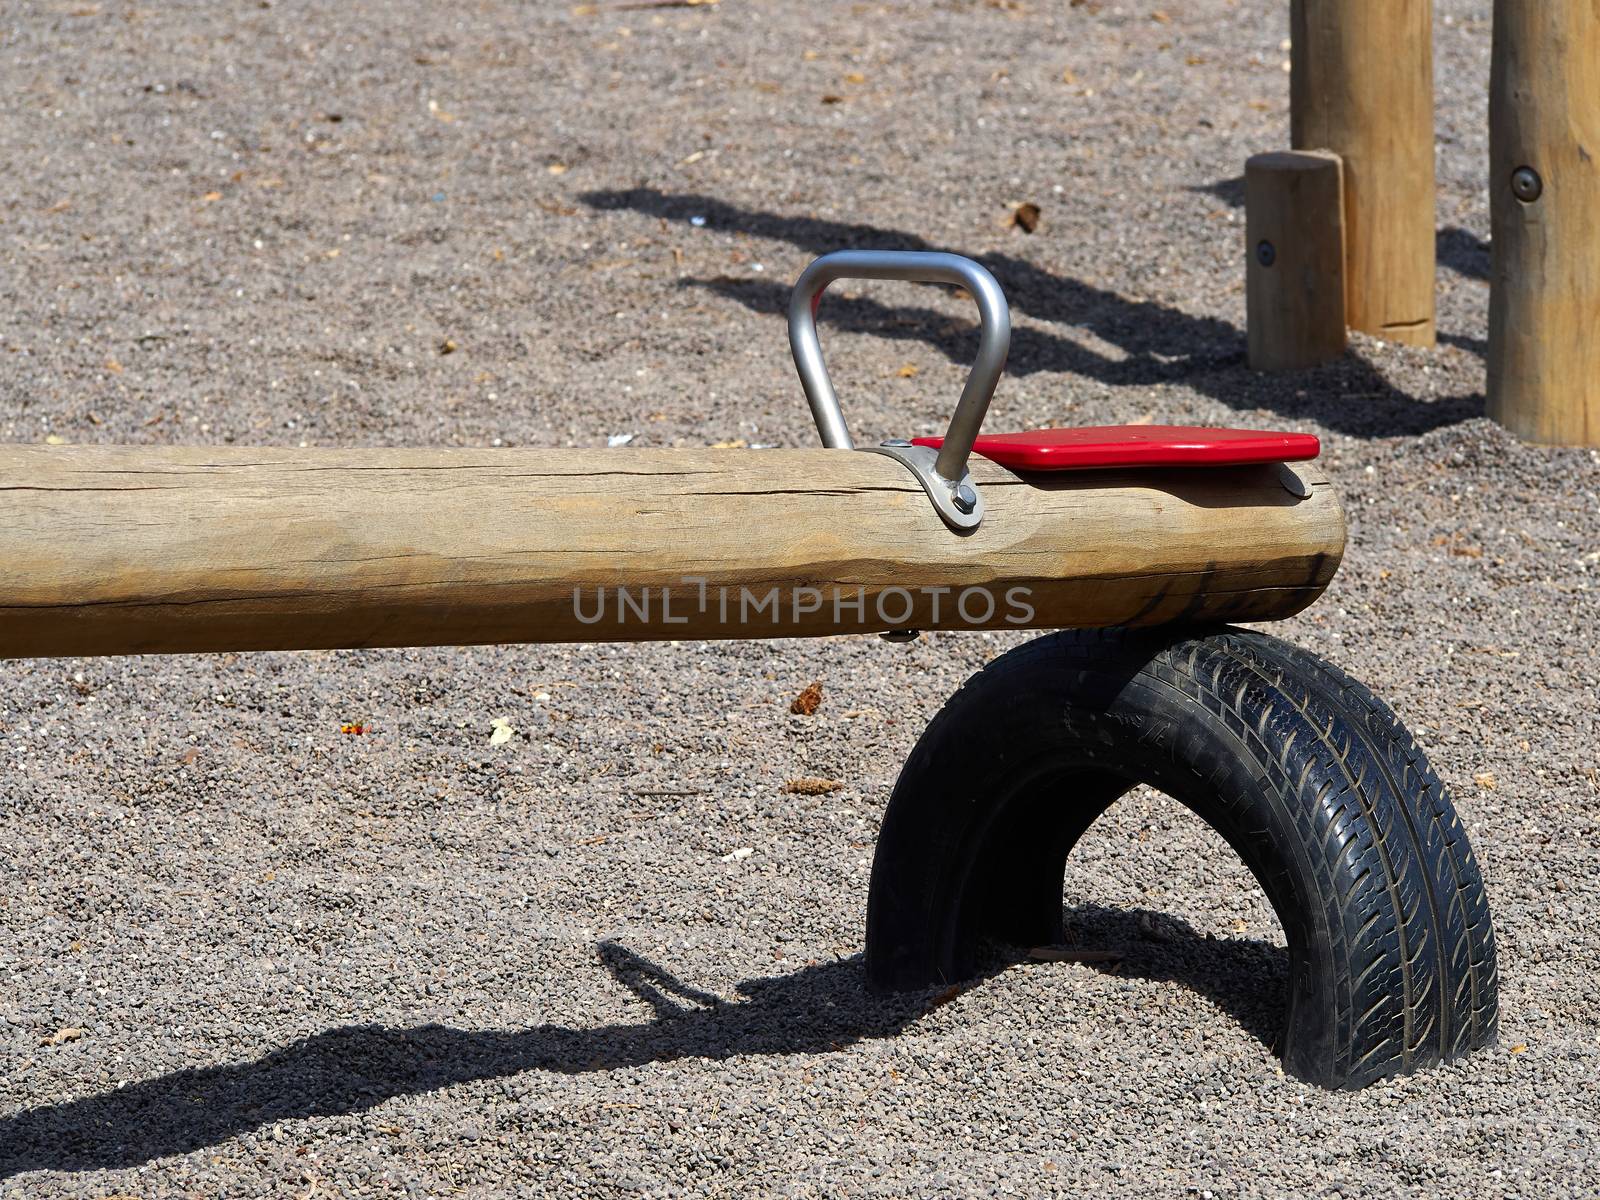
[0,446,1345,658]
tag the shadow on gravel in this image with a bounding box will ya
[0,916,1284,1178]
[581,187,1485,437]
[1192,176,1493,287]
[1436,226,1491,282]
[1058,904,1288,1050]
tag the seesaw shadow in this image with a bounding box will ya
[0,911,1284,1179]
[582,187,1485,437]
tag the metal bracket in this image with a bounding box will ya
[1276,461,1312,499]
[868,440,984,528]
[788,250,1010,532]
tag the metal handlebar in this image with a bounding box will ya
[787,250,1010,531]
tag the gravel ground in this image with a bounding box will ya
[2,0,1598,1195]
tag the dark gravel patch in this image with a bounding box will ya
[2,1,1596,1195]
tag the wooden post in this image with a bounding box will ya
[1291,0,1436,346]
[1487,0,1600,447]
[1247,150,1347,371]
[0,446,1345,658]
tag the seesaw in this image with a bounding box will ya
[0,251,1497,1089]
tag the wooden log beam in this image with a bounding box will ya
[1246,150,1348,371]
[0,446,1345,658]
[1291,0,1436,347]
[1488,0,1600,447]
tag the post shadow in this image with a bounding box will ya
[1436,226,1490,281]
[581,187,1485,436]
[0,913,1285,1179]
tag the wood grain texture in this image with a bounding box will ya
[1291,0,1436,347]
[0,446,1345,658]
[1488,0,1600,447]
[1247,150,1348,371]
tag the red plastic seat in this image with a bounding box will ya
[911,425,1321,472]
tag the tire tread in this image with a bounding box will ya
[864,627,1499,1088]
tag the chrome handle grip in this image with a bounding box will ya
[787,250,1011,488]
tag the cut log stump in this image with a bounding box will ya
[1247,150,1347,371]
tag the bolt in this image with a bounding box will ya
[1255,240,1277,268]
[952,482,978,515]
[880,438,913,448]
[1276,462,1312,499]
[1511,166,1543,203]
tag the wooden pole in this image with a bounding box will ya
[1247,150,1347,370]
[1291,0,1436,346]
[0,447,1345,658]
[1487,0,1600,447]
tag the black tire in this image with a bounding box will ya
[866,627,1499,1089]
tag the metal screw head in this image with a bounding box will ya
[1255,240,1277,268]
[951,482,978,514]
[1511,166,1543,203]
